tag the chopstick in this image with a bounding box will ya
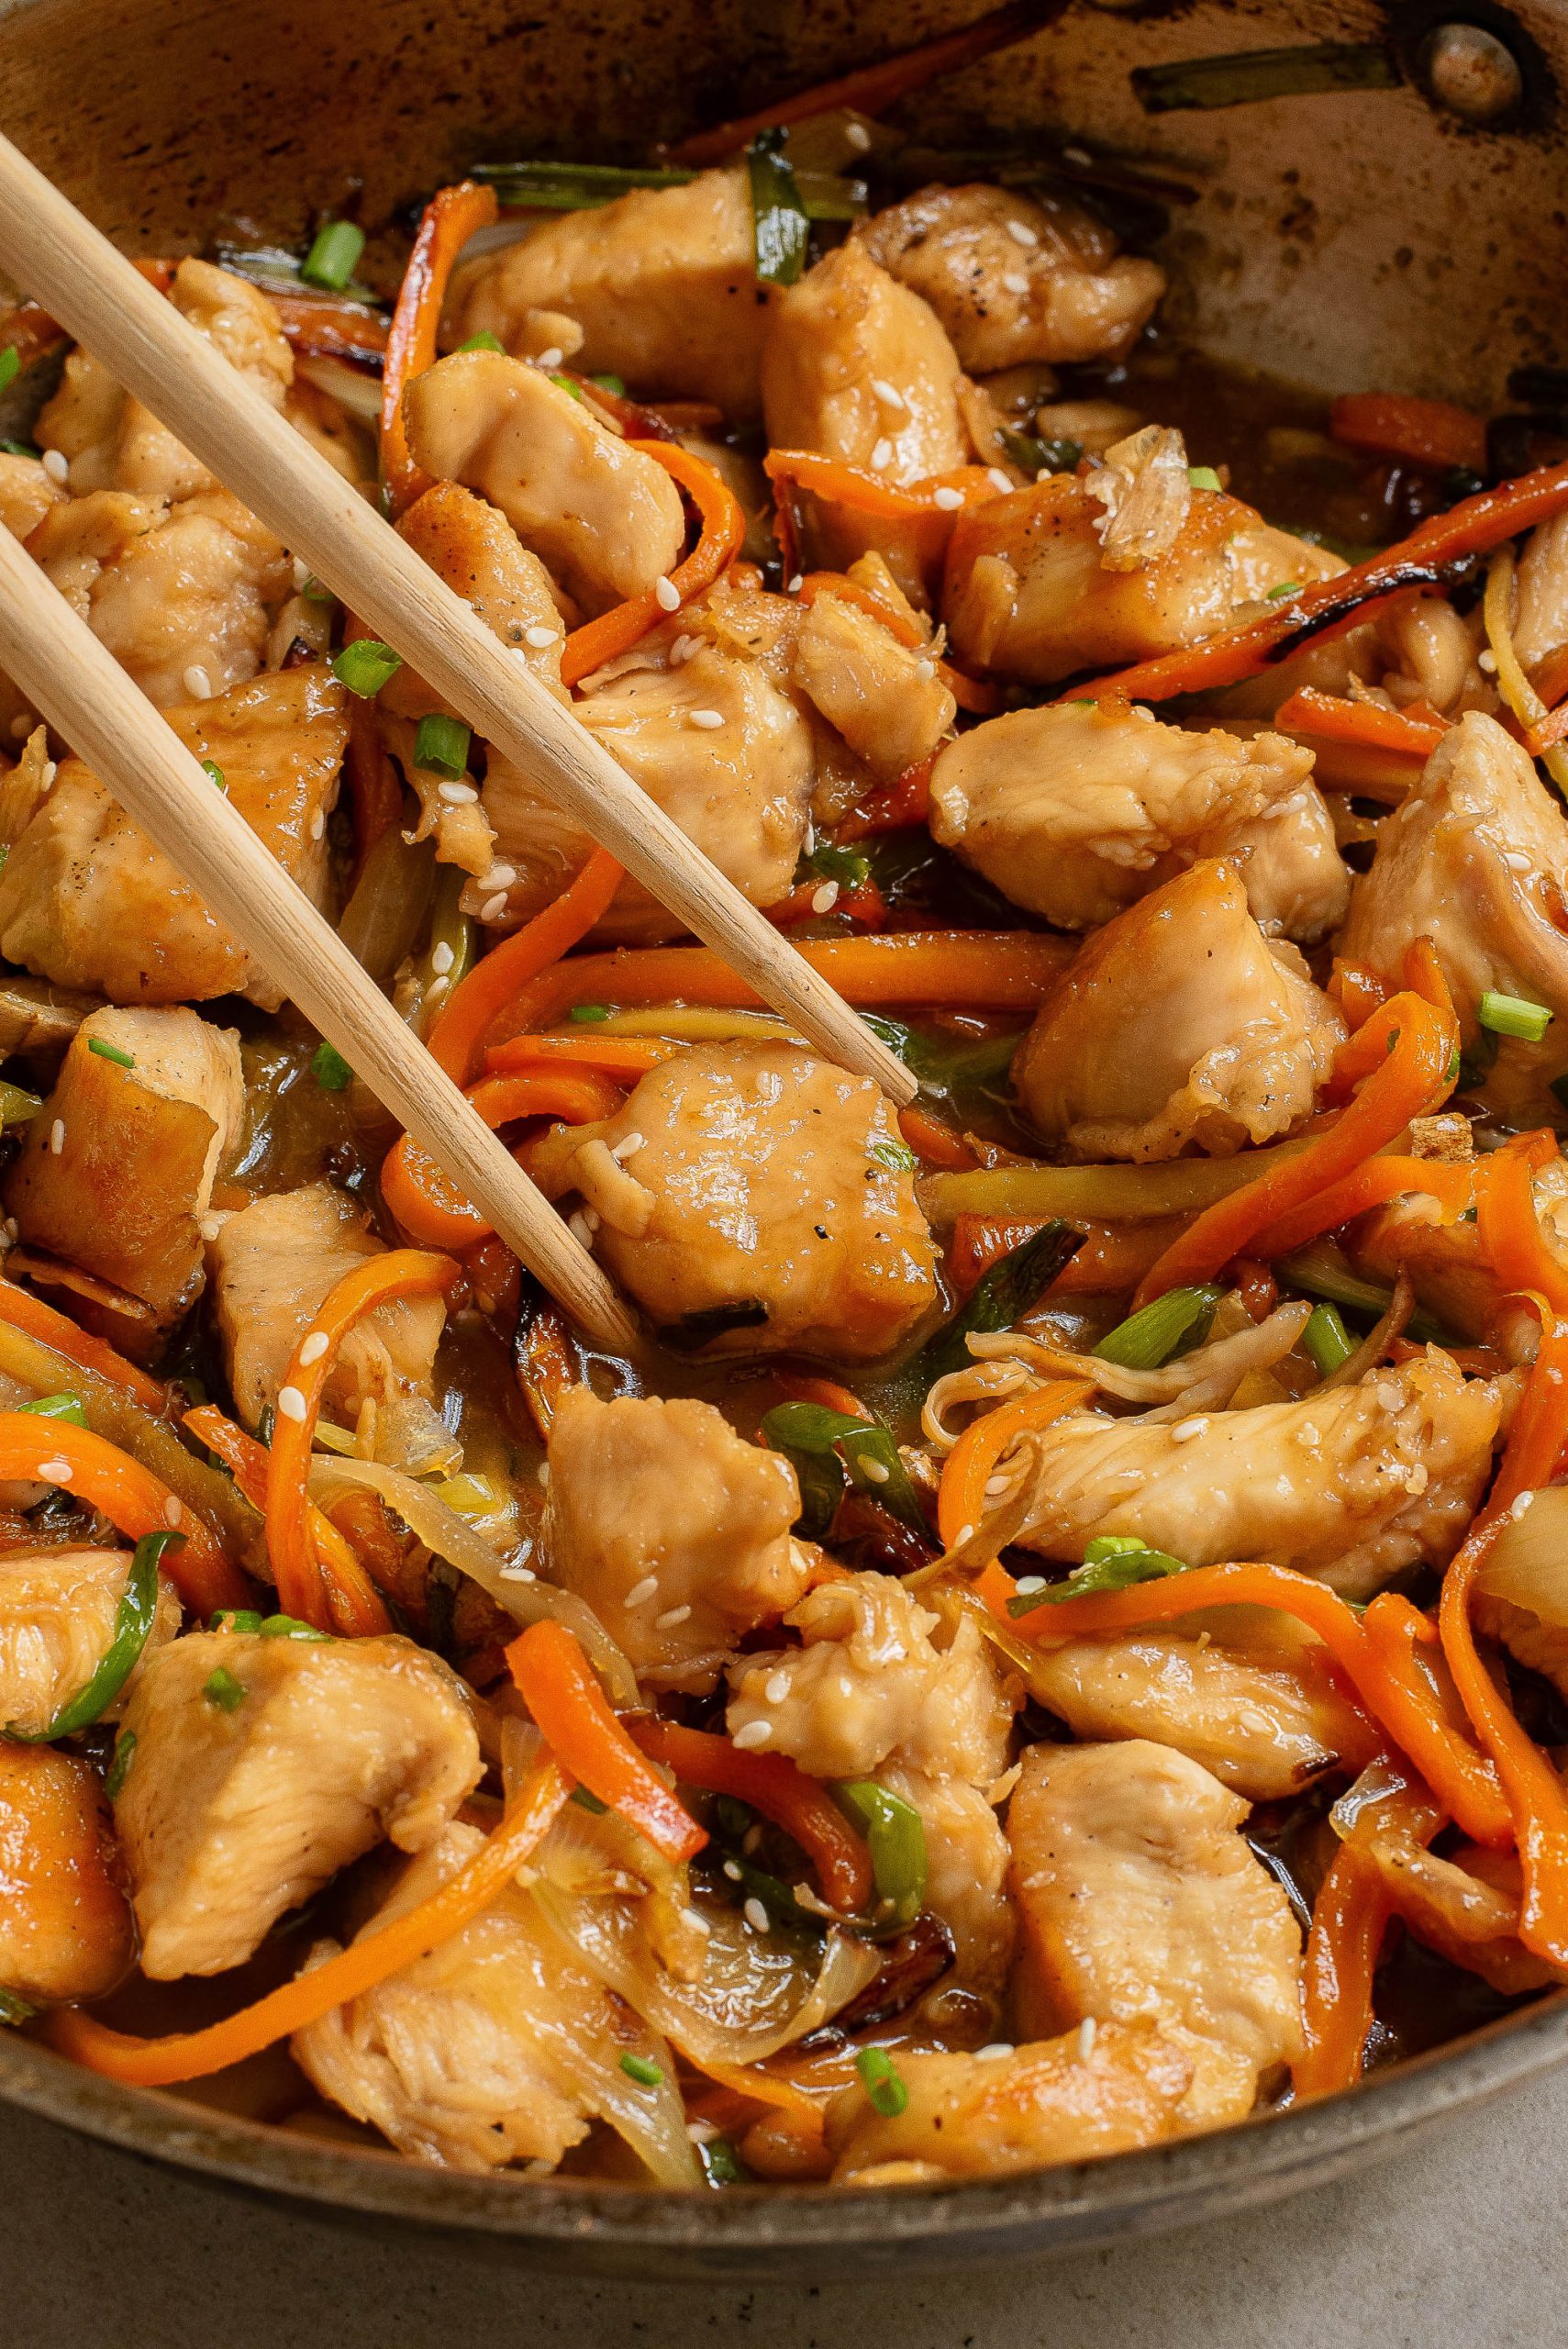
[0,513,640,1355]
[0,134,917,1108]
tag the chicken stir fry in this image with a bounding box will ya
[7,27,1568,2209]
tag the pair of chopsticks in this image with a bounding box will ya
[0,135,916,1353]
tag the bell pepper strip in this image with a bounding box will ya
[381,180,499,518]
[833,753,936,842]
[937,1382,1094,1551]
[0,1412,243,1615]
[1133,991,1459,1307]
[507,1621,706,1865]
[0,1279,167,1414]
[1329,392,1487,475]
[561,441,746,686]
[1250,1153,1476,1260]
[6,1528,177,1741]
[629,1717,871,1914]
[1273,686,1448,760]
[383,1066,625,1251]
[265,1251,466,1633]
[424,845,625,1085]
[50,1757,571,2088]
[485,1032,673,1081]
[183,1405,389,1639]
[1294,1842,1393,2099]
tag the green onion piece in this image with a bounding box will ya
[1187,465,1223,491]
[414,711,473,781]
[809,840,872,886]
[104,1730,137,1802]
[211,1608,263,1634]
[203,1664,247,1712]
[6,1530,182,1741]
[1093,1283,1224,1371]
[1302,1300,1355,1376]
[1267,580,1302,600]
[0,345,19,394]
[699,2135,750,2186]
[867,1139,918,1173]
[202,759,227,793]
[918,1219,1084,1384]
[1131,40,1399,113]
[299,574,337,603]
[1478,990,1554,1043]
[1274,1243,1447,1345]
[19,1392,87,1426]
[854,2044,908,2119]
[86,1036,137,1070]
[1009,1541,1188,1616]
[331,639,404,697]
[0,440,39,459]
[473,157,863,222]
[747,128,811,288]
[998,427,1082,477]
[457,330,506,354]
[568,1003,612,1024]
[311,1040,353,1091]
[256,1402,275,1449]
[0,1987,38,2029]
[257,1612,331,1642]
[0,1081,42,1127]
[760,1401,929,1543]
[570,1784,610,1815]
[300,219,366,292]
[618,2051,666,2087]
[1084,1533,1148,1564]
[550,373,584,401]
[835,1779,927,1928]
[590,372,628,395]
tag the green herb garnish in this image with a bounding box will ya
[203,1664,247,1712]
[6,1530,182,1740]
[331,639,403,698]
[300,219,366,292]
[86,1037,136,1070]
[18,1392,86,1426]
[311,1040,353,1092]
[835,1779,927,1928]
[854,2044,908,2118]
[1094,1284,1223,1371]
[618,2052,666,2087]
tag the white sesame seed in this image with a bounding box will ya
[1014,1575,1046,1595]
[1511,1488,1537,1518]
[733,1718,773,1750]
[1002,273,1031,297]
[1504,850,1532,872]
[523,623,560,648]
[198,1214,223,1242]
[292,555,311,590]
[183,663,214,701]
[654,574,681,612]
[669,632,699,664]
[655,1603,692,1629]
[536,1462,550,1487]
[1078,2016,1098,2062]
[480,892,509,922]
[1478,649,1498,674]
[430,941,455,975]
[277,1386,308,1423]
[309,809,325,841]
[567,1209,595,1250]
[870,437,894,471]
[1132,704,1156,722]
[984,1473,1012,1497]
[684,1908,712,1936]
[535,345,564,371]
[1170,1415,1208,1442]
[916,656,936,680]
[1006,218,1040,247]
[689,707,724,729]
[764,1669,791,1704]
[38,1458,72,1483]
[743,1896,770,1933]
[975,2042,1015,2060]
[846,119,872,150]
[810,881,840,914]
[164,1497,182,1528]
[298,1331,329,1366]
[860,1456,890,1484]
[39,761,54,790]
[987,467,1013,494]
[40,447,69,483]
[870,376,906,409]
[932,484,964,511]
[955,1521,976,1547]
[437,779,478,804]
[721,1860,744,1885]
[624,1575,660,1609]
[787,573,805,593]
[610,1130,646,1161]
[480,864,517,890]
[48,1118,64,1155]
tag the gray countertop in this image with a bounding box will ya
[1,2062,1562,2348]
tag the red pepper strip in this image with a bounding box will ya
[425,846,625,1085]
[561,441,745,687]
[381,181,499,518]
[628,1718,870,1914]
[383,1067,625,1251]
[1273,686,1448,759]
[507,1621,706,1865]
[1329,393,1487,476]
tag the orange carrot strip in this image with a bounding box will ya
[484,1033,673,1079]
[629,1718,871,1915]
[383,1068,624,1251]
[937,1382,1093,1550]
[1294,1843,1392,2099]
[0,1412,244,1616]
[561,441,745,686]
[1273,685,1447,759]
[268,291,388,362]
[380,180,498,517]
[50,1759,570,2087]
[832,754,936,842]
[184,1406,389,1638]
[898,1104,974,1170]
[1251,1153,1475,1259]
[764,448,1002,523]
[0,1278,168,1413]
[1329,393,1487,476]
[425,846,625,1085]
[507,1621,706,1864]
[770,1371,872,1419]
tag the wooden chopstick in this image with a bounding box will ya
[0,134,917,1108]
[0,512,639,1354]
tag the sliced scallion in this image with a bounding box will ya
[1302,1300,1355,1376]
[1008,1537,1188,1617]
[6,1529,181,1741]
[590,371,628,395]
[999,427,1082,477]
[202,759,227,793]
[257,1612,330,1642]
[300,219,366,292]
[867,1139,918,1173]
[331,639,403,697]
[760,1400,929,1544]
[457,330,505,354]
[87,1037,136,1070]
[918,1219,1084,1384]
[747,129,811,288]
[19,1392,86,1426]
[618,2051,666,2087]
[311,1040,353,1092]
[0,345,19,395]
[854,2044,908,2119]
[1187,464,1222,491]
[203,1664,247,1712]
[1478,989,1554,1042]
[414,712,473,780]
[1093,1283,1223,1371]
[835,1779,927,1928]
[568,1003,612,1024]
[1267,580,1302,600]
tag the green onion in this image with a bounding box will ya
[300,219,366,292]
[568,1003,612,1024]
[867,1139,918,1173]
[1275,1243,1447,1345]
[1302,1301,1355,1376]
[19,1392,86,1426]
[212,1609,264,1633]
[550,372,584,401]
[808,840,872,887]
[104,1731,137,1802]
[1009,1538,1188,1617]
[998,428,1082,477]
[202,759,227,793]
[457,330,506,354]
[299,574,337,603]
[331,639,403,697]
[918,1219,1084,1385]
[6,1530,182,1740]
[256,1403,275,1449]
[747,128,811,287]
[203,1664,247,1712]
[854,2045,908,2119]
[1130,40,1399,113]
[1187,465,1222,491]
[474,156,864,222]
[760,1400,929,1543]
[257,1612,330,1642]
[618,2051,665,2087]
[86,1037,136,1070]
[590,372,628,395]
[0,440,39,459]
[1093,1283,1223,1371]
[0,1987,37,2029]
[311,1040,353,1091]
[1267,580,1302,599]
[1478,990,1554,1043]
[414,711,473,780]
[835,1779,927,1927]
[699,2135,749,2186]
[0,1082,41,1127]
[0,345,19,394]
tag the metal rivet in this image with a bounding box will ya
[1420,21,1523,123]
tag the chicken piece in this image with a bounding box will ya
[0,663,346,1008]
[728,1570,1013,1783]
[943,470,1340,685]
[1012,1351,1504,1601]
[1008,1739,1303,2126]
[929,696,1334,933]
[116,1629,481,1977]
[402,350,685,615]
[206,1182,447,1439]
[877,1763,1015,1996]
[1219,777,1351,942]
[1012,861,1344,1162]
[859,184,1164,375]
[828,2020,1191,2182]
[0,1742,134,2006]
[792,589,956,783]
[444,167,773,420]
[1339,712,1568,1115]
[0,450,65,541]
[0,1547,181,1738]
[1351,1157,1568,1364]
[1512,513,1568,675]
[384,481,568,721]
[527,1041,939,1360]
[5,1006,242,1320]
[28,486,292,705]
[543,1387,807,1689]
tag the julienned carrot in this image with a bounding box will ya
[485,1033,674,1080]
[0,1412,246,1617]
[265,1252,465,1632]
[833,754,936,841]
[1329,393,1487,476]
[1293,1842,1392,2099]
[629,1718,871,1915]
[381,180,498,516]
[50,1758,571,2088]
[1273,686,1447,760]
[1251,1153,1475,1258]
[561,441,745,685]
[183,1405,390,1639]
[1357,1592,1509,1848]
[765,449,1002,524]
[507,1621,706,1865]
[383,1066,624,1250]
[425,846,625,1085]
[0,1279,167,1413]
[938,1382,1093,1550]
[898,1105,974,1170]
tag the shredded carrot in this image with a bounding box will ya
[507,1621,706,1865]
[1357,1593,1510,1847]
[425,846,626,1085]
[0,1411,245,1616]
[938,1382,1093,1550]
[832,754,936,842]
[183,1405,389,1638]
[1328,962,1390,1030]
[765,448,1002,524]
[1251,1152,1475,1259]
[770,1371,872,1419]
[484,1033,673,1081]
[1273,685,1447,760]
[1329,393,1487,476]
[766,875,888,930]
[0,1279,168,1413]
[629,1718,872,1914]
[1294,1843,1392,2099]
[383,1066,624,1251]
[561,441,745,686]
[381,180,499,517]
[50,1758,570,2087]
[898,1104,974,1170]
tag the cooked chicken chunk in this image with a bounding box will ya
[793,589,956,783]
[0,450,65,541]
[528,1041,940,1360]
[728,1570,1013,1783]
[1219,775,1351,942]
[1012,861,1344,1162]
[1011,1351,1504,1601]
[929,697,1339,934]
[1512,513,1568,675]
[828,2020,1192,2182]
[1008,1740,1303,2125]
[0,663,346,1008]
[402,350,685,614]
[444,168,774,420]
[386,481,568,717]
[5,1006,243,1320]
[0,1742,134,2006]
[878,1763,1015,1995]
[116,1629,481,1977]
[0,1546,181,1739]
[543,1387,808,1689]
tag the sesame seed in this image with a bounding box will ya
[870,437,893,471]
[684,1908,712,1936]
[537,1462,550,1487]
[733,1718,773,1750]
[1077,2016,1098,2062]
[987,467,1013,494]
[984,1473,1012,1497]
[811,881,840,914]
[480,892,508,921]
[1006,218,1040,247]
[1511,1488,1537,1518]
[298,1331,328,1366]
[975,2042,1015,2060]
[277,1386,308,1423]
[610,1130,646,1161]
[787,573,805,593]
[1132,704,1156,722]
[523,624,559,648]
[1014,1575,1046,1595]
[580,1205,600,1235]
[669,633,699,664]
[38,761,54,790]
[743,1897,770,1933]
[655,1603,692,1629]
[1002,272,1030,295]
[722,1859,743,1882]
[437,779,478,804]
[932,484,964,511]
[309,809,325,840]
[870,376,906,408]
[861,1456,890,1484]
[689,708,724,729]
[955,1521,976,1546]
[1504,850,1531,872]
[430,941,455,975]
[164,1497,182,1527]
[183,663,215,702]
[624,1575,660,1609]
[1478,649,1498,674]
[1170,1415,1208,1442]
[916,657,936,680]
[41,448,69,483]
[535,345,564,370]
[38,1458,72,1483]
[846,119,872,150]
[654,574,681,612]
[48,1119,64,1155]
[198,1214,223,1242]
[764,1669,791,1703]
[567,1209,595,1250]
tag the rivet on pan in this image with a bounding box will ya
[1419,21,1524,122]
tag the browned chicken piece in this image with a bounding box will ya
[1219,778,1351,942]
[877,1763,1016,1997]
[293,1819,682,2172]
[528,1041,940,1360]
[0,1742,134,2006]
[385,481,569,716]
[793,588,956,782]
[1511,514,1568,675]
[0,450,65,541]
[828,2019,1192,2183]
[728,1570,1014,1784]
[443,168,775,419]
[0,664,344,1009]
[543,1387,808,1690]
[0,1547,181,1738]
[116,1629,481,1977]
[5,1006,243,1323]
[1012,862,1344,1162]
[1338,712,1568,1117]
[206,1182,448,1442]
[402,350,685,615]
[1008,1739,1303,2126]
[1351,1157,1568,1365]
[1010,1351,1505,1602]
[929,697,1340,934]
